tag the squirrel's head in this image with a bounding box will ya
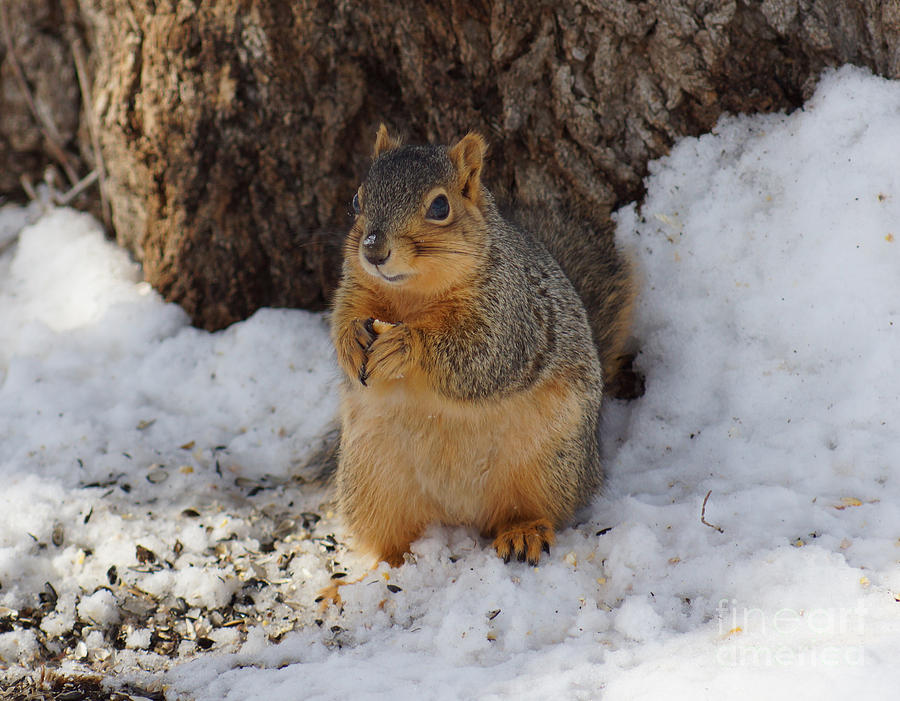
[346,124,489,296]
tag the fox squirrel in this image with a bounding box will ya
[331,125,636,567]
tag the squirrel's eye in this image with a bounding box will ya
[352,191,361,215]
[426,194,450,221]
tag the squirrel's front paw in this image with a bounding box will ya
[336,318,376,385]
[366,321,415,382]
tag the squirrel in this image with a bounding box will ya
[330,125,636,568]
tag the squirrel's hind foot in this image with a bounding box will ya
[604,352,646,400]
[492,518,555,566]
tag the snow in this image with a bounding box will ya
[2,65,900,698]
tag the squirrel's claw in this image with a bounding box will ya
[365,322,413,382]
[493,519,555,567]
[355,317,377,349]
[336,318,377,385]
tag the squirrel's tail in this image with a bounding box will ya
[508,206,642,399]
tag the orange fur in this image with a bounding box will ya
[336,372,584,564]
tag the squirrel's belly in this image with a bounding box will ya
[340,376,585,528]
[341,383,498,524]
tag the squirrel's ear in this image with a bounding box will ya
[448,132,487,202]
[373,123,401,157]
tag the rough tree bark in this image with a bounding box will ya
[3,0,899,329]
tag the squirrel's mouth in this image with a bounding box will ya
[375,268,409,284]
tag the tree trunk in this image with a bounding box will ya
[4,0,899,329]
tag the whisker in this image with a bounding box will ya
[413,246,482,256]
[290,231,347,251]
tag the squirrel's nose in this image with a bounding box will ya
[362,229,391,266]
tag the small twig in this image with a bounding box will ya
[0,1,80,187]
[701,490,724,534]
[70,35,111,230]
[57,169,100,206]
